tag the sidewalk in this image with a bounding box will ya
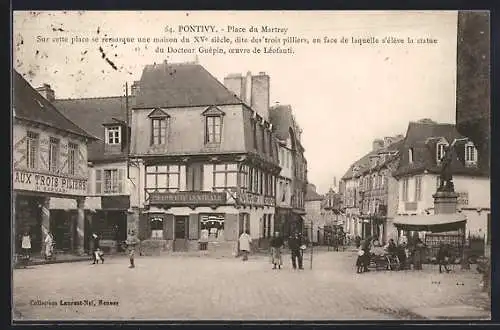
[14,254,92,268]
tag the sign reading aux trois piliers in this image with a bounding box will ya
[13,169,88,196]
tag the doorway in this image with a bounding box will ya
[173,216,188,252]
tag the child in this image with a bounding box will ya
[356,249,365,273]
[94,248,104,264]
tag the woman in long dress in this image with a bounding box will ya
[270,232,284,269]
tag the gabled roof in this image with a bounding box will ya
[134,62,242,108]
[393,121,488,178]
[53,95,130,162]
[202,105,225,116]
[13,70,94,140]
[148,108,170,118]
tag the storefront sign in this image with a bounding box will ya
[237,192,276,207]
[149,191,227,205]
[102,196,130,210]
[13,169,88,196]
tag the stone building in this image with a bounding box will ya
[54,94,138,254]
[129,62,280,255]
[455,11,491,245]
[304,183,324,243]
[393,120,490,241]
[269,104,308,238]
[13,71,95,256]
[340,134,403,242]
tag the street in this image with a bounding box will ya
[13,250,490,321]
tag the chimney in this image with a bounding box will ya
[372,139,384,151]
[36,83,55,102]
[130,81,140,97]
[223,73,247,104]
[251,72,270,121]
[383,136,393,147]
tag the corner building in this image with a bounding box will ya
[129,62,280,255]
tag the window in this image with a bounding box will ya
[253,168,259,193]
[48,137,60,173]
[261,125,266,153]
[26,131,39,169]
[146,165,181,192]
[104,169,120,193]
[465,142,478,165]
[402,178,409,201]
[436,176,441,189]
[106,126,121,145]
[436,142,448,162]
[150,217,164,239]
[151,118,168,145]
[205,116,222,144]
[68,142,78,175]
[268,132,274,157]
[252,120,258,150]
[415,176,422,201]
[248,167,254,191]
[408,148,414,163]
[212,164,238,192]
[239,165,249,190]
[200,214,224,241]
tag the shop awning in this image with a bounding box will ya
[393,213,467,233]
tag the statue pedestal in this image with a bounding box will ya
[432,191,459,214]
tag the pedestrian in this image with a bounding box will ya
[44,232,54,260]
[21,230,31,267]
[270,231,284,269]
[437,243,451,273]
[125,231,140,268]
[412,236,426,270]
[288,232,304,270]
[91,233,101,264]
[360,236,372,272]
[238,231,252,261]
[354,235,361,249]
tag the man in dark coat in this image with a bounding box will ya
[288,232,304,270]
[360,236,372,272]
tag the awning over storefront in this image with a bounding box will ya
[393,213,467,233]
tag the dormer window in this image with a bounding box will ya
[465,141,478,165]
[436,141,449,163]
[202,106,225,144]
[148,108,170,146]
[408,148,414,163]
[105,126,121,145]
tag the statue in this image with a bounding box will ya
[438,144,454,192]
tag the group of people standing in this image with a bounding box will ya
[238,231,307,270]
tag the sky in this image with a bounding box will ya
[13,11,458,194]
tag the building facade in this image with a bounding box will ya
[269,104,308,238]
[304,183,324,243]
[13,71,95,256]
[393,120,490,242]
[340,135,403,242]
[55,95,138,254]
[129,62,280,255]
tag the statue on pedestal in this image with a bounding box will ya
[438,145,455,193]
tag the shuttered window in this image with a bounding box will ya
[95,168,124,194]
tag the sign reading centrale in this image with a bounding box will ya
[149,191,227,205]
[13,169,88,196]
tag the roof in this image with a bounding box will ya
[134,62,241,108]
[305,183,323,201]
[393,213,466,232]
[13,70,94,140]
[393,121,488,178]
[269,104,293,141]
[54,96,130,162]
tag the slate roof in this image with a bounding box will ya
[269,104,293,141]
[13,70,94,139]
[393,121,488,178]
[54,96,131,162]
[305,183,324,201]
[341,137,404,180]
[134,62,242,108]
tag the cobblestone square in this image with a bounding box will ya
[13,251,490,321]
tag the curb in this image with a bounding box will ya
[14,257,91,268]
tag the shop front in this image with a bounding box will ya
[140,190,275,256]
[13,169,89,257]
